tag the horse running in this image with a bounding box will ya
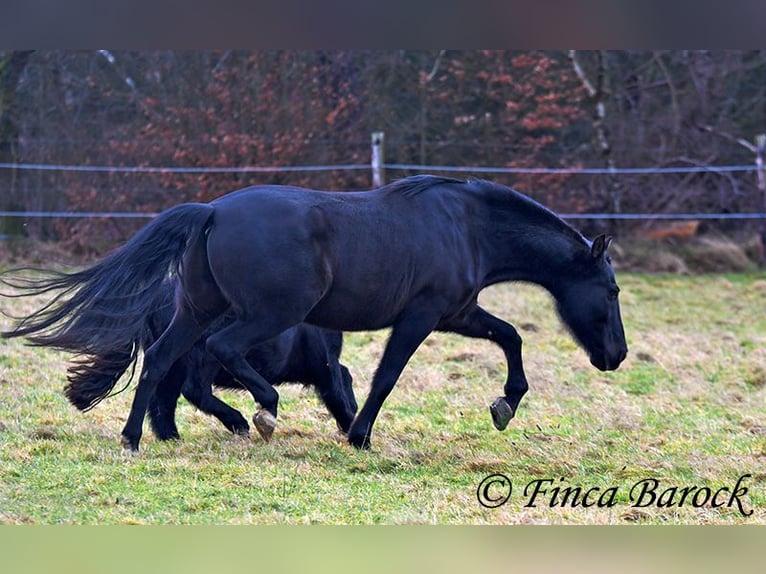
[2,175,628,451]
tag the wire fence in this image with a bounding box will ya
[0,161,760,175]
[1,160,765,221]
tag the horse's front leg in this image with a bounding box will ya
[438,304,529,431]
[348,303,442,450]
[182,367,251,437]
[315,359,357,434]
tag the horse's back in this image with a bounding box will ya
[204,182,483,331]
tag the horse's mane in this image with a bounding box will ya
[381,175,466,197]
[380,174,589,251]
[471,178,589,249]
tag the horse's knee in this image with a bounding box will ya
[181,379,205,408]
[505,327,523,350]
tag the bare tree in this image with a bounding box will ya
[569,50,622,232]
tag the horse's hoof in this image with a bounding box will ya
[490,397,514,431]
[349,437,371,450]
[347,430,371,450]
[229,416,250,436]
[253,409,277,443]
[120,434,139,453]
[228,417,250,436]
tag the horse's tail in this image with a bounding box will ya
[1,203,215,410]
[63,279,177,412]
[64,349,141,411]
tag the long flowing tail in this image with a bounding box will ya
[64,279,177,411]
[1,203,215,409]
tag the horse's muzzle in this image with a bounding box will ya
[591,347,627,371]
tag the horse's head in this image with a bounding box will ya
[554,234,628,371]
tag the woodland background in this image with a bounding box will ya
[1,50,765,257]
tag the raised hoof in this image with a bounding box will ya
[253,409,277,443]
[489,397,514,431]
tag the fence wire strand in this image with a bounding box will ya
[0,160,764,221]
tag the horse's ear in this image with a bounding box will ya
[591,234,613,259]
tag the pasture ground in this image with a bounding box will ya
[0,267,764,524]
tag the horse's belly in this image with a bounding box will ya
[305,290,403,331]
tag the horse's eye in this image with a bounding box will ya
[608,287,620,300]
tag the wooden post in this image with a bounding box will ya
[371,131,385,188]
[756,134,766,264]
[696,125,766,264]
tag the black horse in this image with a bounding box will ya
[61,278,357,441]
[3,175,628,451]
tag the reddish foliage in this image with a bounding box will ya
[21,51,587,252]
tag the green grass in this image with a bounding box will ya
[1,270,765,524]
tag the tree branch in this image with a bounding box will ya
[696,123,756,153]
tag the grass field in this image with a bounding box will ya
[0,269,764,524]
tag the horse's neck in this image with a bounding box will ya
[479,218,584,292]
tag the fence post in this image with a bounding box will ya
[371,131,385,187]
[756,134,766,263]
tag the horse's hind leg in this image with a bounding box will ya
[125,221,229,449]
[205,319,292,442]
[120,306,209,452]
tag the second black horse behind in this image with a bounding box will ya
[62,279,357,441]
